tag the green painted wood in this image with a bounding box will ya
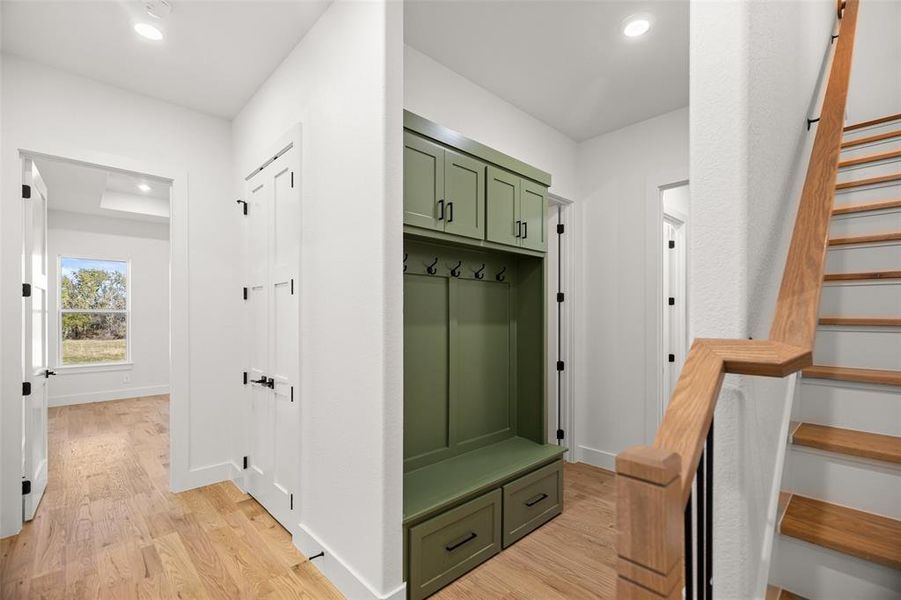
[486,166,521,248]
[452,279,513,453]
[514,257,547,443]
[502,459,563,547]
[444,149,486,241]
[404,131,445,231]
[404,226,545,259]
[404,436,566,525]
[408,489,502,600]
[404,274,452,472]
[520,180,548,252]
[404,111,552,187]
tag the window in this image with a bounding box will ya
[59,257,129,366]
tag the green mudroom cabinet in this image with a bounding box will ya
[403,112,564,600]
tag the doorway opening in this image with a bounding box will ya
[20,153,172,522]
[660,182,689,424]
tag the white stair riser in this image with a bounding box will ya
[843,121,901,141]
[813,328,901,371]
[837,158,901,183]
[825,242,901,272]
[834,181,901,205]
[830,209,901,237]
[819,282,901,315]
[772,535,901,599]
[840,137,901,160]
[785,447,901,519]
[799,379,901,436]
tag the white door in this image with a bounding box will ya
[22,159,50,521]
[244,145,300,530]
[662,215,687,421]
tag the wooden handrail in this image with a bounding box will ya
[615,0,860,597]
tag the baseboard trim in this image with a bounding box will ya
[49,384,170,407]
[294,524,406,600]
[576,445,617,471]
[170,461,240,494]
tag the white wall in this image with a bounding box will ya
[0,55,238,536]
[231,2,404,599]
[690,1,836,597]
[46,211,169,407]
[404,45,578,201]
[846,0,901,123]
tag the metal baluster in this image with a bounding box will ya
[696,438,706,600]
[706,423,714,598]
[684,491,694,599]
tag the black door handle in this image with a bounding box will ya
[515,220,522,238]
[522,222,528,239]
[525,492,548,507]
[447,202,454,223]
[45,369,57,378]
[445,532,477,552]
[438,199,445,221]
[265,377,275,389]
[250,377,267,385]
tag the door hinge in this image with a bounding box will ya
[291,172,295,188]
[242,456,248,470]
[556,360,565,372]
[290,493,294,510]
[22,283,32,297]
[21,480,31,495]
[22,381,31,396]
[290,385,294,403]
[556,223,565,235]
[668,297,675,306]
[668,354,675,363]
[556,429,565,441]
[22,184,31,199]
[236,199,248,215]
[243,287,248,300]
[668,240,675,249]
[243,371,248,385]
[556,292,564,303]
[290,278,294,295]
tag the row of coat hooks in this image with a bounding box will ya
[403,253,507,281]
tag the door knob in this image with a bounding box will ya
[265,377,275,389]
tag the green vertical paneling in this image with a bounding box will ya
[515,258,546,443]
[404,131,445,231]
[404,274,452,471]
[453,279,513,452]
[444,149,486,241]
[519,180,547,252]
[486,167,521,248]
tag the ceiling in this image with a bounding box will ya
[405,0,689,141]
[35,157,170,224]
[1,0,331,118]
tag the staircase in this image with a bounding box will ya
[771,113,901,599]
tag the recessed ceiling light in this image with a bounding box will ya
[134,23,163,41]
[137,183,152,193]
[623,17,651,38]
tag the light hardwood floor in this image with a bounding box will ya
[0,396,617,599]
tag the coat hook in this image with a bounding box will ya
[474,264,486,280]
[450,260,463,278]
[496,266,507,282]
[403,253,408,272]
[427,257,439,275]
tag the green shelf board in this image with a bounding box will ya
[403,437,566,526]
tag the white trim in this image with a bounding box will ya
[54,362,133,374]
[173,460,242,494]
[575,444,617,472]
[294,524,407,600]
[49,384,170,407]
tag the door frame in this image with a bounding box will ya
[1,142,186,537]
[661,207,688,425]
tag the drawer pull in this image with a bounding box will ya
[445,532,478,552]
[524,493,548,507]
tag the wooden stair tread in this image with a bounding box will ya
[766,585,807,600]
[792,422,901,464]
[841,129,901,149]
[839,148,901,168]
[819,316,901,326]
[829,231,901,245]
[803,364,901,386]
[780,494,901,569]
[835,172,901,191]
[844,113,901,132]
[824,270,901,281]
[832,198,901,215]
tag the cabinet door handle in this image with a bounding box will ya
[447,202,454,223]
[515,220,522,237]
[438,200,445,221]
[445,532,477,552]
[525,492,548,507]
[523,222,528,239]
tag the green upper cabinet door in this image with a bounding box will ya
[519,180,547,252]
[486,166,521,248]
[404,131,445,232]
[444,149,486,241]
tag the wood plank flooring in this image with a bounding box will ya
[0,396,619,599]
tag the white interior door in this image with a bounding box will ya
[662,215,687,421]
[244,145,300,531]
[22,158,50,521]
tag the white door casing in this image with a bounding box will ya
[22,158,50,521]
[243,142,300,531]
[662,212,687,422]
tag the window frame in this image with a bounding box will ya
[56,255,132,369]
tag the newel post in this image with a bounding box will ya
[616,446,683,599]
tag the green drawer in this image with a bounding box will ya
[502,460,563,547]
[408,489,502,600]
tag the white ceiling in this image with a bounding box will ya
[35,157,170,224]
[1,0,331,118]
[405,0,689,141]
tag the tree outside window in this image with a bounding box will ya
[59,258,129,365]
